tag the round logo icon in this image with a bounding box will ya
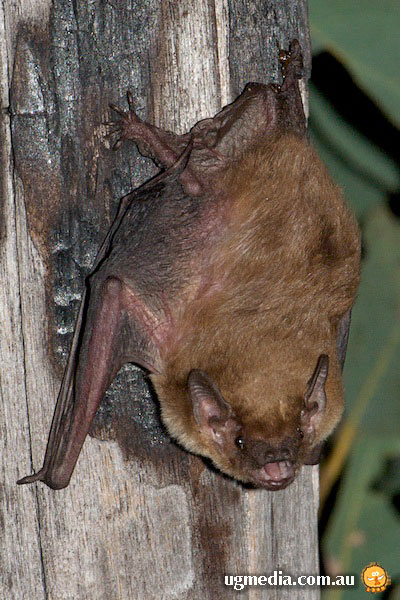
[361,563,390,593]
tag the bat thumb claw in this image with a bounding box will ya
[17,467,70,490]
[17,469,46,485]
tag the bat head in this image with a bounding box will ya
[186,355,329,490]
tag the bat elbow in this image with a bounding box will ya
[45,477,70,490]
[42,467,72,490]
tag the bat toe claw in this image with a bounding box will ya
[127,89,135,110]
[113,138,124,151]
[109,102,127,117]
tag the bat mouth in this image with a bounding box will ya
[251,460,296,490]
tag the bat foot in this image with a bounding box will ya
[279,39,303,90]
[109,91,150,151]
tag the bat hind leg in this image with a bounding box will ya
[109,92,188,168]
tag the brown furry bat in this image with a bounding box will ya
[18,40,360,491]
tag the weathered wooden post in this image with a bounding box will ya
[1,1,319,598]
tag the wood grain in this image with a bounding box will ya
[1,1,319,598]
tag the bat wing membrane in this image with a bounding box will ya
[336,309,352,371]
[18,153,192,489]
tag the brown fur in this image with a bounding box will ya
[152,133,360,485]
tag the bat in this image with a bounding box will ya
[18,40,360,491]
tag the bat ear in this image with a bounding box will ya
[301,354,329,436]
[187,370,236,445]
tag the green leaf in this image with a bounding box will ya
[309,0,400,127]
[309,84,400,221]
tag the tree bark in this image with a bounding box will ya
[1,1,319,598]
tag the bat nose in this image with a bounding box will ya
[252,439,297,467]
[265,446,291,463]
[279,447,291,460]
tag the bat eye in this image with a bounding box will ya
[296,427,304,439]
[235,436,245,450]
